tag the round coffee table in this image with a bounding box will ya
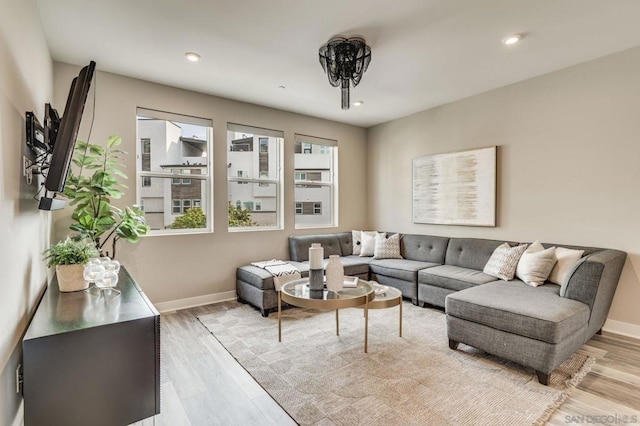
[357,285,403,337]
[278,278,375,352]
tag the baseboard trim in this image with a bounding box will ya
[603,319,640,340]
[154,291,237,313]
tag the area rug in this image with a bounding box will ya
[197,301,593,426]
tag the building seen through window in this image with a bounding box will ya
[136,108,212,233]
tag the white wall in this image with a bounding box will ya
[0,0,53,424]
[367,46,640,330]
[52,63,368,306]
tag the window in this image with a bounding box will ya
[294,201,322,215]
[294,134,337,228]
[171,169,181,185]
[137,108,212,233]
[181,169,191,185]
[141,138,151,154]
[172,200,181,214]
[227,123,283,230]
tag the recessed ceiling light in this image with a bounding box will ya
[353,101,364,107]
[503,34,522,46]
[185,52,201,62]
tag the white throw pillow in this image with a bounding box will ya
[373,233,402,259]
[483,242,529,281]
[549,247,585,285]
[516,241,558,287]
[359,231,379,257]
[352,230,362,255]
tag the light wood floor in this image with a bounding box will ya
[133,302,640,426]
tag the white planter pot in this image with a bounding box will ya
[56,264,89,292]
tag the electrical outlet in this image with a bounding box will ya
[22,156,33,185]
[16,363,22,394]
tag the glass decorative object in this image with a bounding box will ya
[83,263,105,284]
[95,264,120,295]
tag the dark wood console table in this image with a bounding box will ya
[22,266,160,426]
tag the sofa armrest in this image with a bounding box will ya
[562,249,626,337]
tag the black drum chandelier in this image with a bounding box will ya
[319,37,371,110]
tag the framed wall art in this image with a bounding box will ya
[412,146,496,226]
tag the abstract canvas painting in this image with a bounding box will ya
[413,146,496,226]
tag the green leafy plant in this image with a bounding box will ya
[170,207,207,229]
[42,237,100,267]
[228,202,256,227]
[63,135,150,258]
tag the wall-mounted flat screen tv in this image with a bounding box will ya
[44,61,96,193]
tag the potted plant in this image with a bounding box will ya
[63,135,150,258]
[43,237,100,292]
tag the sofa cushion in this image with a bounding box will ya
[370,258,439,282]
[549,247,584,285]
[338,255,372,276]
[237,265,276,291]
[352,230,362,255]
[445,238,507,271]
[290,255,371,278]
[288,234,345,261]
[516,241,557,287]
[418,265,497,292]
[483,243,528,281]
[401,234,449,263]
[374,233,402,259]
[360,231,380,257]
[446,280,590,344]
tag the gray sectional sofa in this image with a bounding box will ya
[236,232,626,384]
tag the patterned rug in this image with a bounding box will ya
[198,301,593,426]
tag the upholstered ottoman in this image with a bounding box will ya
[445,280,590,384]
[236,265,285,317]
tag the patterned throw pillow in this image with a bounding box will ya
[373,233,403,259]
[352,230,362,255]
[359,231,379,257]
[483,242,529,281]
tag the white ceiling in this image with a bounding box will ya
[36,0,640,128]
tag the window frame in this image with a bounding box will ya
[136,108,213,235]
[293,134,338,229]
[227,123,283,232]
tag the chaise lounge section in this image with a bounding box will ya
[446,247,626,384]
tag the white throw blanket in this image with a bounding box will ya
[251,259,301,291]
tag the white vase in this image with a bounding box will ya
[56,264,89,292]
[325,255,344,292]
